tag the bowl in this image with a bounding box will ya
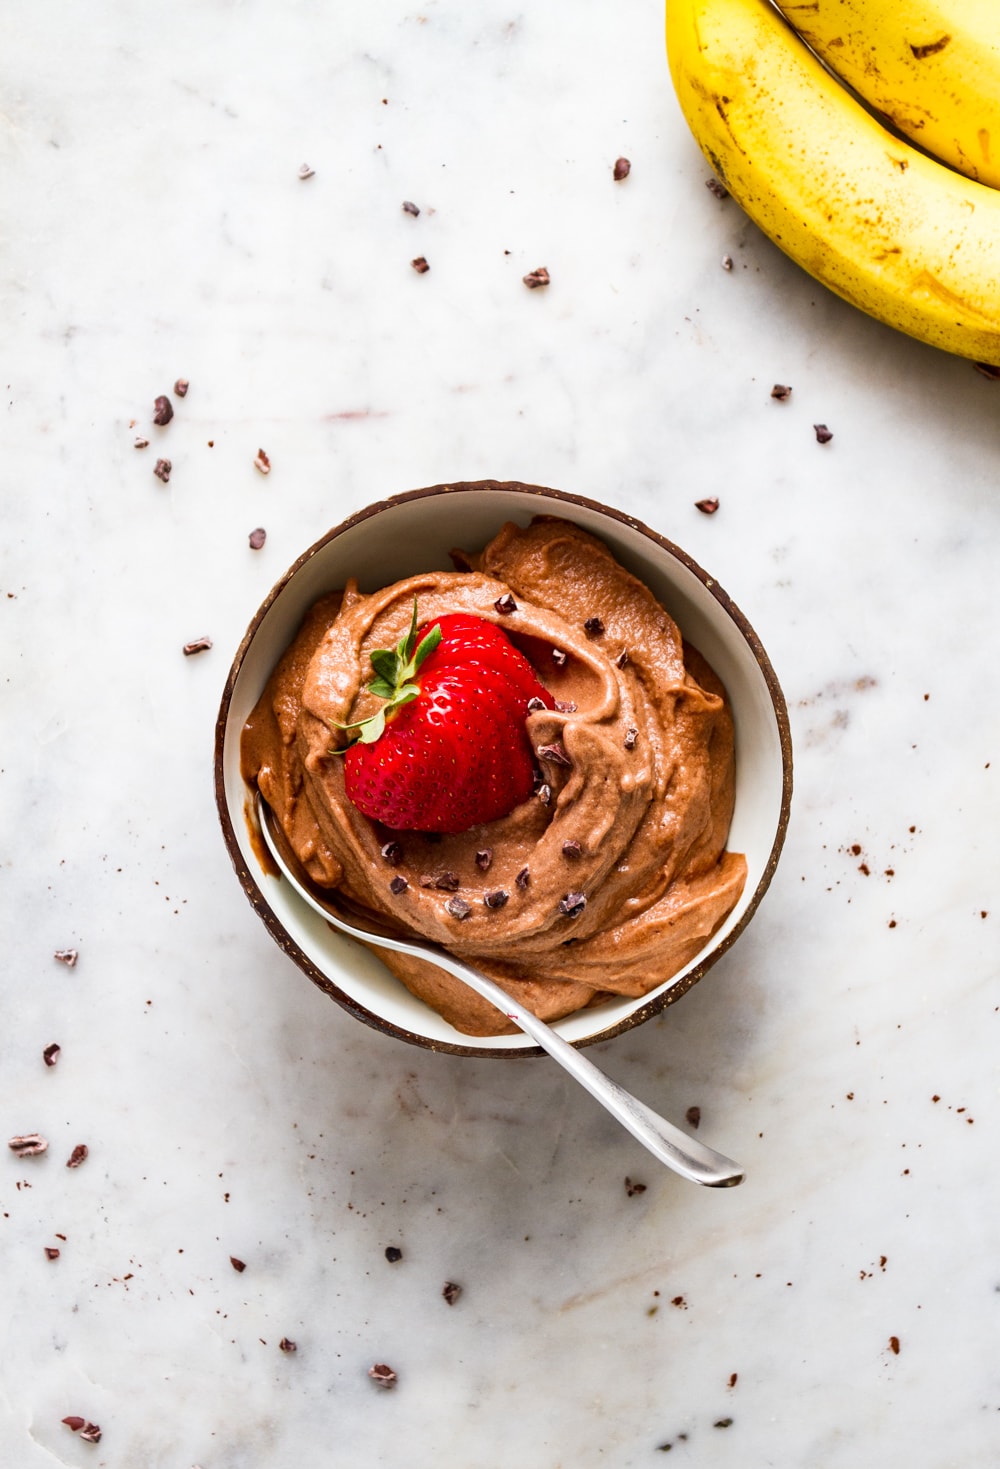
[215,480,792,1057]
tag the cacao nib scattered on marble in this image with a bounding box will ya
[624,727,638,750]
[814,423,834,444]
[771,383,792,400]
[61,1417,86,1433]
[515,866,531,890]
[445,895,472,920]
[536,782,552,806]
[625,1177,647,1196]
[475,848,493,872]
[230,1255,247,1272]
[713,1418,733,1430]
[494,592,517,615]
[380,841,403,866]
[279,1337,298,1353]
[694,497,719,514]
[889,1335,900,1355]
[536,741,571,767]
[153,458,172,483]
[402,199,420,216]
[561,839,582,860]
[721,254,734,270]
[484,889,509,910]
[389,875,409,896]
[79,1423,102,1443]
[369,1363,397,1389]
[43,1043,61,1068]
[583,616,605,639]
[411,256,430,274]
[685,1105,701,1129]
[8,1134,48,1157]
[523,266,550,289]
[705,177,728,198]
[133,435,149,449]
[442,1280,462,1305]
[173,378,189,398]
[298,163,315,180]
[385,1246,403,1263]
[554,699,577,713]
[183,637,213,656]
[66,1144,88,1169]
[152,394,174,425]
[45,1246,61,1260]
[615,649,629,669]
[54,949,78,967]
[527,696,547,713]
[559,892,587,918]
[551,647,567,668]
[248,527,267,550]
[254,448,272,475]
[613,156,631,181]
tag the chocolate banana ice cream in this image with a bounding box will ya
[241,516,747,1036]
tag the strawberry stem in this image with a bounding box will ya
[338,599,442,746]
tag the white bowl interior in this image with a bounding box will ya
[219,487,788,1052]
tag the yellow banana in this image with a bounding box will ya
[665,0,1000,364]
[773,0,1000,188]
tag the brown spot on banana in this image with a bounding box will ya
[910,35,951,61]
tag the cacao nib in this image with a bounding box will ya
[380,841,403,866]
[625,1177,647,1196]
[526,697,547,713]
[298,163,315,180]
[152,395,173,425]
[484,889,509,910]
[279,1337,298,1353]
[8,1134,47,1157]
[515,866,530,889]
[771,383,792,400]
[624,727,638,750]
[389,875,409,896]
[694,497,719,514]
[613,156,631,181]
[475,848,493,872]
[369,1363,397,1389]
[173,378,189,398]
[153,458,172,483]
[536,741,571,767]
[254,448,272,475]
[814,423,834,443]
[45,1246,60,1260]
[66,1144,88,1169]
[402,199,420,216]
[705,177,728,198]
[385,1246,403,1262]
[536,783,552,806]
[445,896,471,920]
[442,1280,462,1305]
[230,1255,247,1272]
[615,650,629,668]
[561,839,582,860]
[558,892,587,918]
[53,949,78,967]
[583,616,605,638]
[523,266,550,289]
[554,699,577,713]
[551,648,568,668]
[248,527,267,550]
[411,256,430,273]
[182,637,212,656]
[42,1042,61,1067]
[494,593,517,615]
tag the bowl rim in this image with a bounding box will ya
[214,479,793,1057]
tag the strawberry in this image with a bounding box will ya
[342,601,553,833]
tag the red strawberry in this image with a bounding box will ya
[342,602,553,833]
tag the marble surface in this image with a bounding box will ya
[3,1,999,1464]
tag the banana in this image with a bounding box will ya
[772,0,1000,188]
[665,0,1000,364]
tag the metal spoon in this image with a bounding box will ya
[255,795,744,1188]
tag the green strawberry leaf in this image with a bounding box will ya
[335,598,439,749]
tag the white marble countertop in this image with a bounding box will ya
[4,2,999,1465]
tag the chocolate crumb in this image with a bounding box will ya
[527,696,547,713]
[706,177,728,198]
[61,1417,86,1433]
[615,649,630,669]
[728,1372,738,1388]
[484,889,509,910]
[442,1280,462,1305]
[54,949,78,967]
[685,1105,701,1129]
[153,457,172,483]
[515,866,530,889]
[230,1255,246,1272]
[133,435,149,449]
[173,378,189,398]
[279,1337,298,1353]
[814,423,834,444]
[8,1134,48,1157]
[446,895,472,920]
[559,891,587,918]
[583,616,605,638]
[625,1177,647,1196]
[889,1335,900,1355]
[411,256,430,273]
[254,448,272,475]
[389,875,409,896]
[385,1246,403,1263]
[974,361,1000,379]
[248,527,267,550]
[298,163,315,180]
[494,592,517,615]
[714,1418,733,1430]
[45,1246,60,1260]
[562,839,582,860]
[554,699,577,713]
[536,782,552,806]
[402,200,420,216]
[624,727,638,750]
[537,741,571,767]
[66,1144,88,1169]
[722,254,734,270]
[771,383,792,400]
[475,848,493,872]
[380,841,403,866]
[551,647,567,668]
[695,497,720,514]
[183,637,213,656]
[523,266,550,289]
[43,1043,61,1068]
[613,156,631,181]
[152,394,174,425]
[369,1363,397,1389]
